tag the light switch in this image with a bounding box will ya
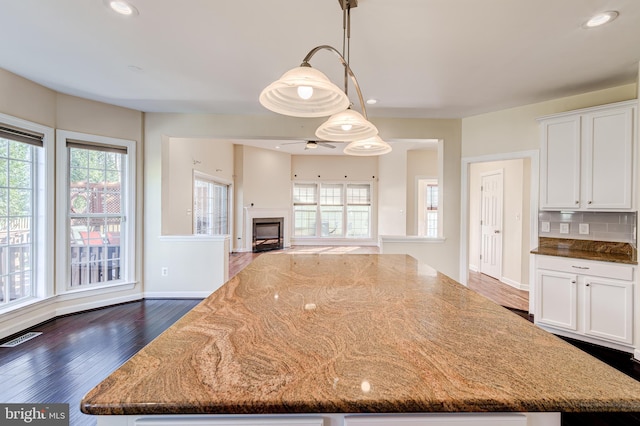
[560,223,569,234]
[541,221,550,232]
[579,223,589,235]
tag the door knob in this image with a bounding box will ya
[494,230,501,234]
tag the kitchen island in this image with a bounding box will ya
[81,254,640,425]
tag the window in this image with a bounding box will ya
[0,127,40,306]
[293,183,317,237]
[57,131,135,290]
[194,173,230,235]
[418,178,438,238]
[293,182,372,239]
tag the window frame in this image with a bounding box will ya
[292,180,375,241]
[416,176,442,238]
[0,113,54,312]
[192,171,233,236]
[56,130,136,293]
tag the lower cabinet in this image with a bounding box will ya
[535,256,634,349]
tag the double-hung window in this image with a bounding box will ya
[57,130,135,290]
[418,178,439,238]
[293,182,372,239]
[0,124,45,307]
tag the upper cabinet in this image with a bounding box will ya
[539,100,637,211]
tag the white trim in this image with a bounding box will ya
[380,236,446,243]
[55,130,137,294]
[0,113,54,311]
[159,235,230,243]
[478,169,504,280]
[192,171,234,236]
[459,150,539,299]
[54,293,141,316]
[291,238,379,246]
[244,207,291,252]
[634,349,640,362]
[501,276,530,291]
[469,264,479,272]
[144,291,210,299]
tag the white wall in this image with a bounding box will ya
[469,159,530,289]
[0,68,144,339]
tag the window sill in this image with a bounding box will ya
[59,281,138,300]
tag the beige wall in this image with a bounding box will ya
[164,138,234,235]
[469,159,530,288]
[0,68,144,338]
[462,84,637,158]
[406,149,438,235]
[292,155,377,181]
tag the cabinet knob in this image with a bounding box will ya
[571,280,576,284]
[588,201,593,204]
[575,201,579,205]
[586,283,590,287]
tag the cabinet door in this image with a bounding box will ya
[583,106,634,209]
[539,115,581,210]
[536,270,578,331]
[584,277,633,344]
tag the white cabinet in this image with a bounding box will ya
[536,269,577,331]
[535,256,635,350]
[584,276,634,344]
[539,100,636,211]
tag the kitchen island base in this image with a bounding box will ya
[95,412,559,426]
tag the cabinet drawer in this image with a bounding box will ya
[537,256,633,281]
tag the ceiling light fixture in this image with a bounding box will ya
[105,0,139,16]
[583,11,618,28]
[343,136,392,156]
[259,0,390,156]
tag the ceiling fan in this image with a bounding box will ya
[281,140,337,150]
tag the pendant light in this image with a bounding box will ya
[258,0,391,156]
[343,136,392,156]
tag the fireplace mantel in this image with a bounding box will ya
[242,207,291,252]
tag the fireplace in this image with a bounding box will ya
[252,217,284,252]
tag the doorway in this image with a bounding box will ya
[462,154,537,313]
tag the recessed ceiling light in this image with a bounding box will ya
[105,0,139,16]
[583,11,618,28]
[366,99,378,105]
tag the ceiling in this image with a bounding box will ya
[1,0,639,154]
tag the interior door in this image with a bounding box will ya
[480,171,503,280]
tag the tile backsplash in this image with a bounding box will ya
[538,211,637,244]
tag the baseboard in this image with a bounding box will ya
[635,349,640,362]
[468,264,479,272]
[55,294,143,317]
[144,291,211,299]
[501,276,530,291]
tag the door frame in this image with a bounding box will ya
[459,150,539,314]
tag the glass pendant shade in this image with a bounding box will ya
[259,66,350,118]
[343,136,392,156]
[315,109,378,142]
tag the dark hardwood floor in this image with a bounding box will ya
[1,251,639,425]
[0,299,201,426]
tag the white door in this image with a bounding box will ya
[480,171,503,280]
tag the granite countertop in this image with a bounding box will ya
[530,237,637,264]
[81,254,640,415]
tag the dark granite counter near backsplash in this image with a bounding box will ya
[531,237,637,264]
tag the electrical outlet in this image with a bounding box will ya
[579,223,589,235]
[560,223,569,234]
[541,221,550,233]
[161,267,168,276]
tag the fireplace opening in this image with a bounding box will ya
[252,217,284,252]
